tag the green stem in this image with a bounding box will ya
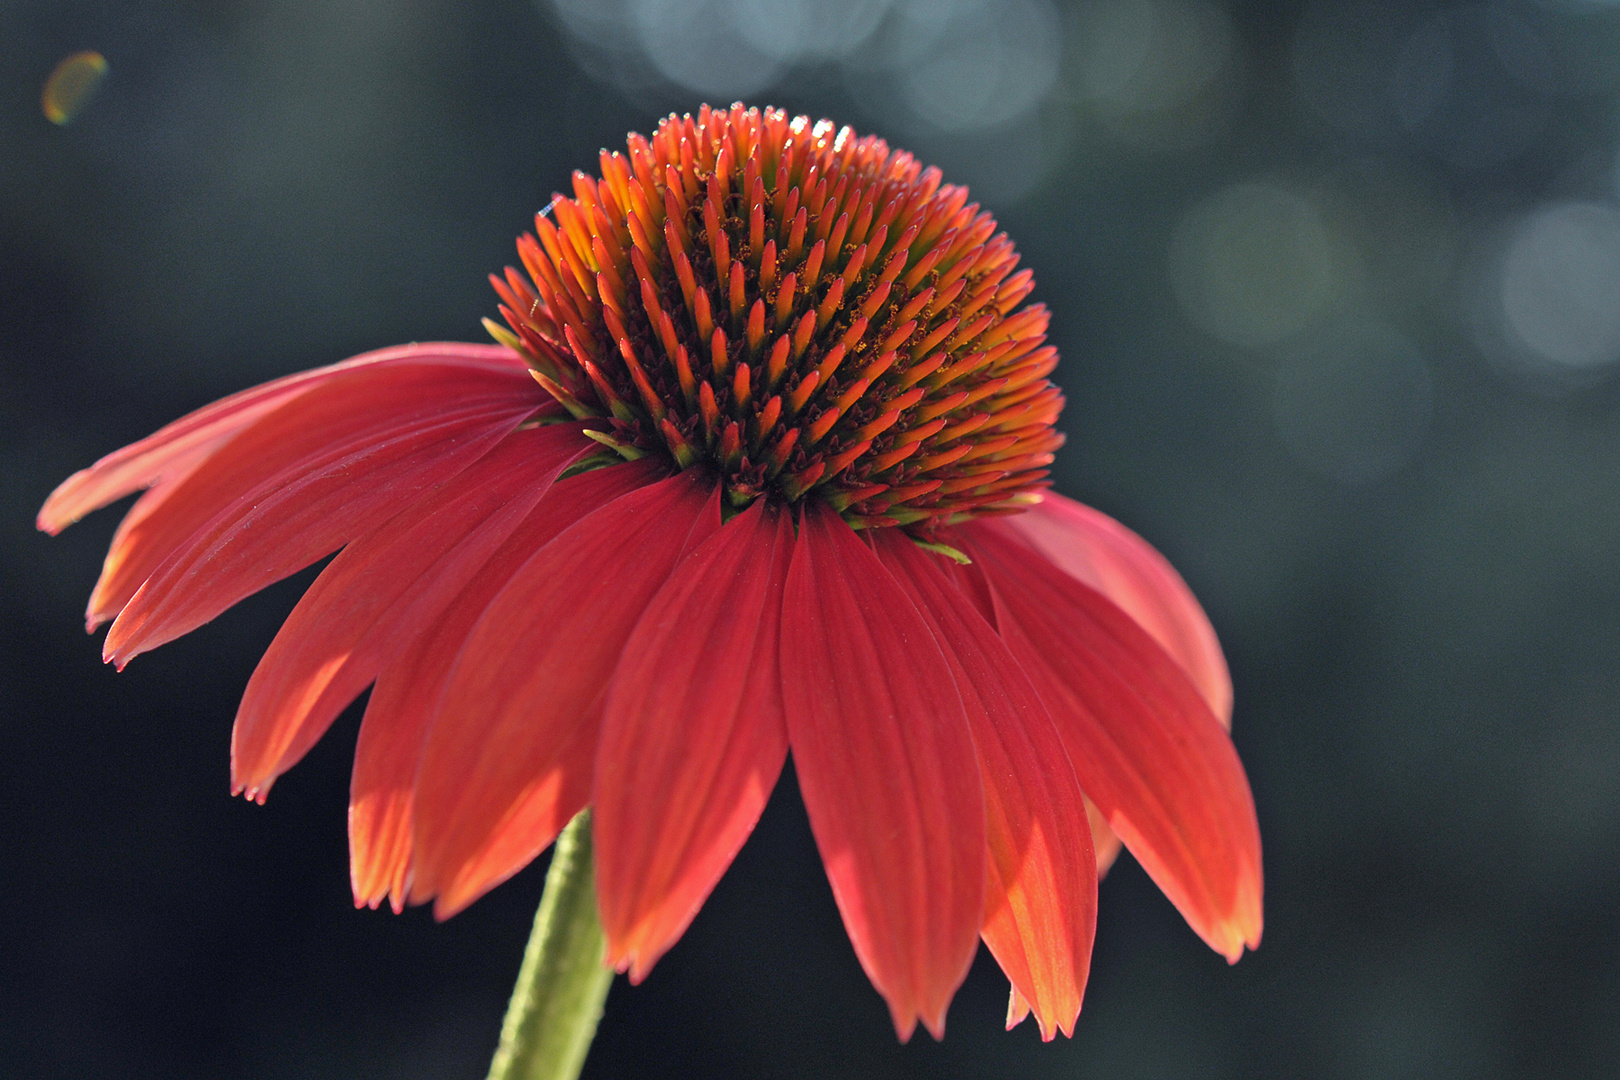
[486,809,614,1080]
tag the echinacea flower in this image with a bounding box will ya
[40,104,1261,1042]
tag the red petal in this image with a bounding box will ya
[988,493,1231,724]
[37,344,527,535]
[84,478,192,632]
[876,531,1096,1042]
[961,524,1263,962]
[99,357,544,663]
[594,499,794,981]
[1007,986,1032,1032]
[230,422,593,799]
[349,459,662,911]
[780,501,984,1042]
[1086,796,1124,880]
[409,469,721,918]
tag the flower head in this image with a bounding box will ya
[487,103,1063,527]
[40,105,1260,1043]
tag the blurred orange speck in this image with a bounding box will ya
[43,51,108,125]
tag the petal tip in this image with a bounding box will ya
[619,955,653,987]
[1211,907,1263,964]
[37,481,83,535]
[426,869,496,922]
[1220,864,1264,959]
[1004,987,1031,1032]
[231,766,275,804]
[604,930,663,988]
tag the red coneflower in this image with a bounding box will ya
[39,104,1260,1043]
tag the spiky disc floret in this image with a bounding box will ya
[488,104,1065,529]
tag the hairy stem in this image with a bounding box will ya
[486,809,613,1080]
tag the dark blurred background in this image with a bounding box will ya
[5,1,1620,1076]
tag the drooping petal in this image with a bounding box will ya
[961,523,1263,963]
[349,458,663,912]
[987,493,1231,723]
[409,468,721,918]
[231,422,594,800]
[780,501,985,1042]
[37,343,528,535]
[594,499,793,981]
[962,499,1237,893]
[876,531,1096,1042]
[100,356,544,664]
[1085,798,1124,881]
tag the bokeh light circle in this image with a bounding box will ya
[629,0,786,99]
[897,0,1062,131]
[1070,0,1236,147]
[1499,201,1620,371]
[731,0,894,61]
[1169,182,1341,348]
